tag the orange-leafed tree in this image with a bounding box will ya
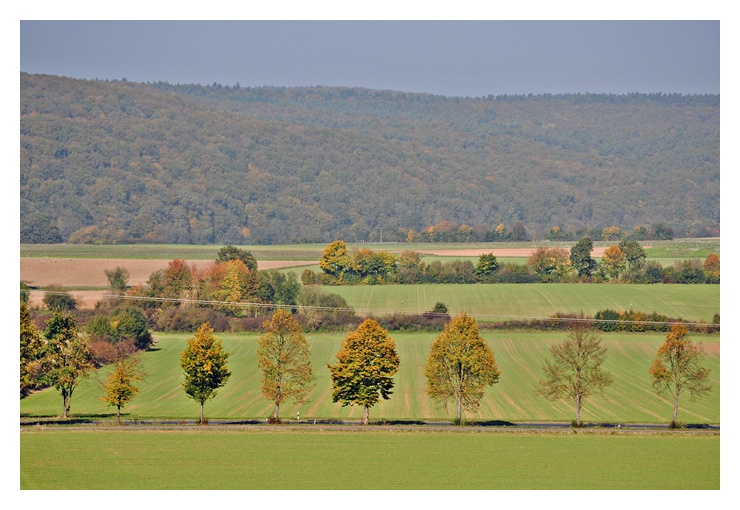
[601,245,627,280]
[649,324,712,428]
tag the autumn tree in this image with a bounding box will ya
[180,323,231,424]
[257,310,315,422]
[211,259,260,315]
[537,327,613,427]
[319,240,357,281]
[20,302,44,397]
[40,313,94,418]
[601,245,626,280]
[328,318,400,425]
[101,355,144,425]
[570,237,596,278]
[527,246,570,279]
[649,324,712,428]
[424,314,501,424]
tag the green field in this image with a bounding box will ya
[20,428,719,490]
[327,283,719,323]
[20,331,719,425]
[20,238,719,261]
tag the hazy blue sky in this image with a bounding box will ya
[20,20,719,97]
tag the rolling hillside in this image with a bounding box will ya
[21,73,719,244]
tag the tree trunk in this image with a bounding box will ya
[116,405,121,425]
[575,393,581,427]
[457,392,463,425]
[62,392,69,419]
[672,391,680,427]
[200,402,205,425]
[272,402,280,420]
[362,405,369,425]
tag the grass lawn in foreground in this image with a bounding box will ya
[20,428,719,490]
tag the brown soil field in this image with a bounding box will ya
[21,259,316,309]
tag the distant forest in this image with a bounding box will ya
[20,73,719,245]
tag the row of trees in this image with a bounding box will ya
[25,303,708,428]
[408,221,678,244]
[307,239,719,285]
[159,313,718,428]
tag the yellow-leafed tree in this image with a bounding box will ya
[328,319,399,425]
[257,310,315,422]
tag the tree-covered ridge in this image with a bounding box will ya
[21,73,719,244]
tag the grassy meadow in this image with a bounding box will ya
[20,330,719,425]
[20,428,719,490]
[329,283,719,323]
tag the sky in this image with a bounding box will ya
[19,20,720,97]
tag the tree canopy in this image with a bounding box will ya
[424,314,501,423]
[649,324,712,427]
[537,327,613,427]
[180,323,231,424]
[257,310,315,422]
[328,318,400,425]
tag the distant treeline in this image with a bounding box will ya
[303,240,719,285]
[21,73,719,245]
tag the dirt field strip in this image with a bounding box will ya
[21,258,316,309]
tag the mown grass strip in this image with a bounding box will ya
[20,428,719,490]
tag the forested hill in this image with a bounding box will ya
[20,72,720,245]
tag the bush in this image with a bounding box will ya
[42,286,77,311]
[155,307,231,332]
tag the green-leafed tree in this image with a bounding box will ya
[570,237,596,278]
[217,245,257,272]
[112,306,153,350]
[257,310,315,422]
[100,355,144,425]
[40,313,94,418]
[537,327,613,427]
[20,302,44,397]
[424,314,501,424]
[618,239,647,271]
[649,324,712,428]
[475,253,499,280]
[328,318,400,425]
[104,266,130,294]
[42,285,77,312]
[180,323,231,424]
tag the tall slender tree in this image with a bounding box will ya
[537,327,612,427]
[649,324,712,428]
[570,237,596,277]
[328,319,400,425]
[41,313,94,418]
[101,355,144,425]
[180,323,231,424]
[424,314,501,424]
[257,310,315,422]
